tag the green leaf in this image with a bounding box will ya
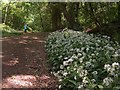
[92,84,97,88]
[98,85,104,89]
[68,79,77,85]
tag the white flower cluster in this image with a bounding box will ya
[46,29,120,89]
[103,77,113,86]
[104,62,120,76]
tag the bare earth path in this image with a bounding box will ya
[2,32,58,89]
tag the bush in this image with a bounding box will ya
[46,29,120,90]
[0,24,22,37]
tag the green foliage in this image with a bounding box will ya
[0,24,22,37]
[1,2,52,32]
[46,30,120,89]
[2,2,26,29]
[79,2,118,28]
[1,2,119,34]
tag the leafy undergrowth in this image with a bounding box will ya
[0,24,23,37]
[46,29,120,90]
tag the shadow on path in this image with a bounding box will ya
[1,32,58,89]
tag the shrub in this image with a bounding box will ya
[46,29,120,90]
[0,24,22,37]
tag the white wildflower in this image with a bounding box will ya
[91,53,95,56]
[86,48,89,51]
[68,58,73,62]
[77,66,83,73]
[78,53,82,57]
[67,66,70,70]
[79,57,84,63]
[64,57,68,60]
[79,70,88,77]
[59,79,62,82]
[76,48,80,52]
[74,68,77,71]
[97,40,100,42]
[107,47,114,50]
[59,85,61,89]
[74,76,77,80]
[85,61,92,67]
[112,62,119,69]
[104,64,111,72]
[113,52,119,57]
[70,48,74,51]
[78,84,84,89]
[82,77,88,84]
[103,77,113,86]
[63,61,69,66]
[53,72,58,77]
[50,72,53,74]
[63,72,68,76]
[60,65,64,69]
[72,54,78,60]
[92,71,98,75]
[81,47,85,51]
[91,79,96,83]
[109,68,115,76]
[59,55,62,59]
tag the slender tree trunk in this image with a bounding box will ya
[4,3,10,24]
[75,2,79,23]
[0,10,2,23]
[4,5,8,23]
[38,3,44,31]
[39,11,44,31]
[118,2,120,20]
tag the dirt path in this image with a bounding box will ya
[1,32,58,89]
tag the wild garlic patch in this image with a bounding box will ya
[46,30,120,89]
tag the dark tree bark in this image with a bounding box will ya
[60,3,75,29]
[88,3,101,28]
[75,2,79,23]
[118,2,120,20]
[39,11,44,31]
[60,3,82,30]
[50,3,62,31]
[68,2,80,23]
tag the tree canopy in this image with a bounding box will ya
[1,2,120,37]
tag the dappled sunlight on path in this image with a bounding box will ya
[3,58,19,66]
[2,74,56,88]
[2,75,36,88]
[2,32,58,89]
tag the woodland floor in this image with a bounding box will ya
[1,32,58,90]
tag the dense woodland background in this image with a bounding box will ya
[1,2,120,42]
[1,2,120,89]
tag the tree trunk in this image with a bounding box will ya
[68,2,80,23]
[118,2,120,20]
[88,3,101,28]
[50,3,62,31]
[60,3,75,29]
[60,3,81,30]
[39,11,44,31]
[75,2,79,23]
[4,2,10,24]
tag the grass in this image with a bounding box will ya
[0,23,23,37]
